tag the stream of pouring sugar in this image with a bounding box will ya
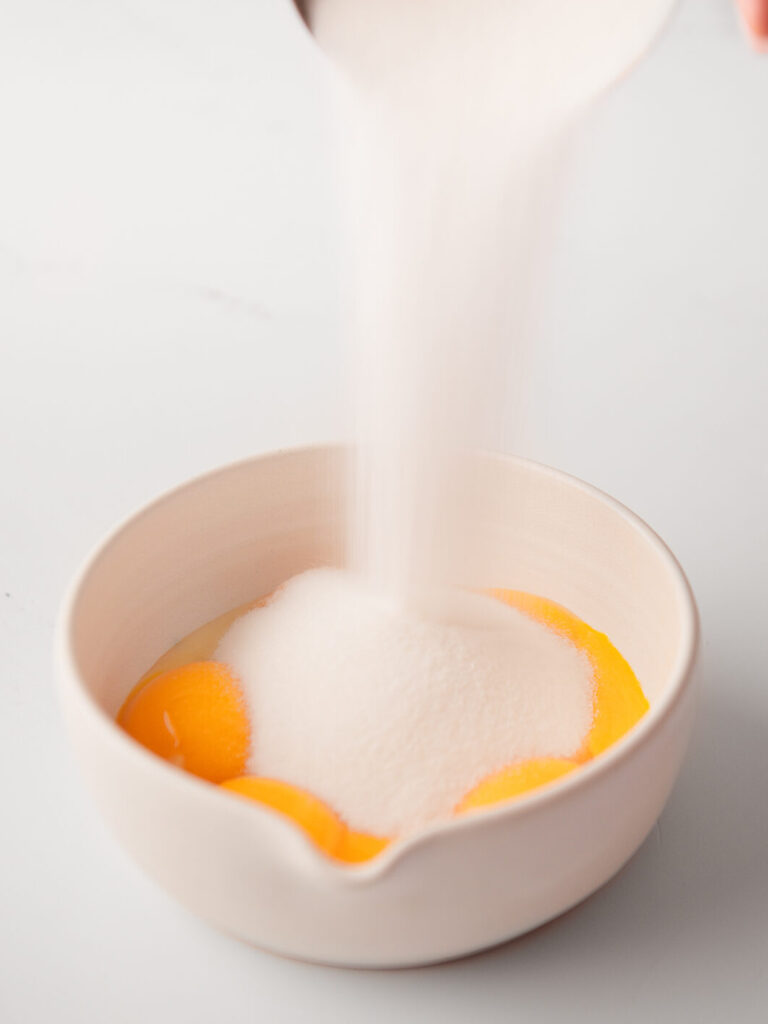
[305,0,676,617]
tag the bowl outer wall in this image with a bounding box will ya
[56,447,699,967]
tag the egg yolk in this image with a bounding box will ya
[221,776,389,864]
[338,830,391,863]
[487,589,650,759]
[456,757,580,814]
[118,661,250,783]
[117,589,649,863]
[222,777,345,851]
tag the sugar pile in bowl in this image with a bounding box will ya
[216,569,593,836]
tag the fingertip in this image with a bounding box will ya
[736,0,768,50]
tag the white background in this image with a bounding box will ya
[1,0,767,1020]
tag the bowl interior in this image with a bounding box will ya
[67,448,693,721]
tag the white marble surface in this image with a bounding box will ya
[2,0,767,1020]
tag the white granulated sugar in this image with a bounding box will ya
[309,0,677,611]
[216,568,593,836]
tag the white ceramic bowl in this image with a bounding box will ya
[56,447,698,967]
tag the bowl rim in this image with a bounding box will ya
[55,444,699,885]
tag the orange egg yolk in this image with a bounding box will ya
[456,757,580,813]
[117,589,649,863]
[487,589,650,760]
[220,776,390,864]
[118,661,250,784]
